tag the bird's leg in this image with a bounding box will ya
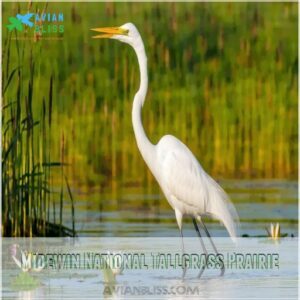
[175,209,187,279]
[180,228,187,279]
[192,218,208,278]
[200,220,225,276]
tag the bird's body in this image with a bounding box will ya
[145,133,238,238]
[92,23,239,276]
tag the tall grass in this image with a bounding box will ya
[2,2,298,197]
[2,12,75,236]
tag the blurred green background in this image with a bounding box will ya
[2,2,298,236]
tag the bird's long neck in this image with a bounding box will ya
[132,41,155,170]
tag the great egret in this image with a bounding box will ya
[91,23,239,277]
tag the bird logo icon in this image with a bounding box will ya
[7,13,34,32]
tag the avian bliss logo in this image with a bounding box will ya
[6,12,64,36]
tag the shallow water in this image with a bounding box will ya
[5,180,296,298]
[61,179,298,237]
[2,237,298,299]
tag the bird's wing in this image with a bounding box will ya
[157,135,239,238]
[17,13,34,27]
[158,135,209,212]
[16,14,24,20]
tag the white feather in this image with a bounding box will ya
[156,135,239,238]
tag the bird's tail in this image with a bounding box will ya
[205,175,239,240]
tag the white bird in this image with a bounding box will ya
[91,23,239,277]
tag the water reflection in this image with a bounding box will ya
[17,289,46,300]
[60,180,298,237]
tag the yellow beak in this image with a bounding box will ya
[90,27,128,39]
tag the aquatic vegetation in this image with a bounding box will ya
[11,272,40,291]
[266,223,281,240]
[103,251,124,283]
[1,2,297,236]
[11,244,44,272]
[2,19,75,236]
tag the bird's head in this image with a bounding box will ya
[91,22,142,47]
